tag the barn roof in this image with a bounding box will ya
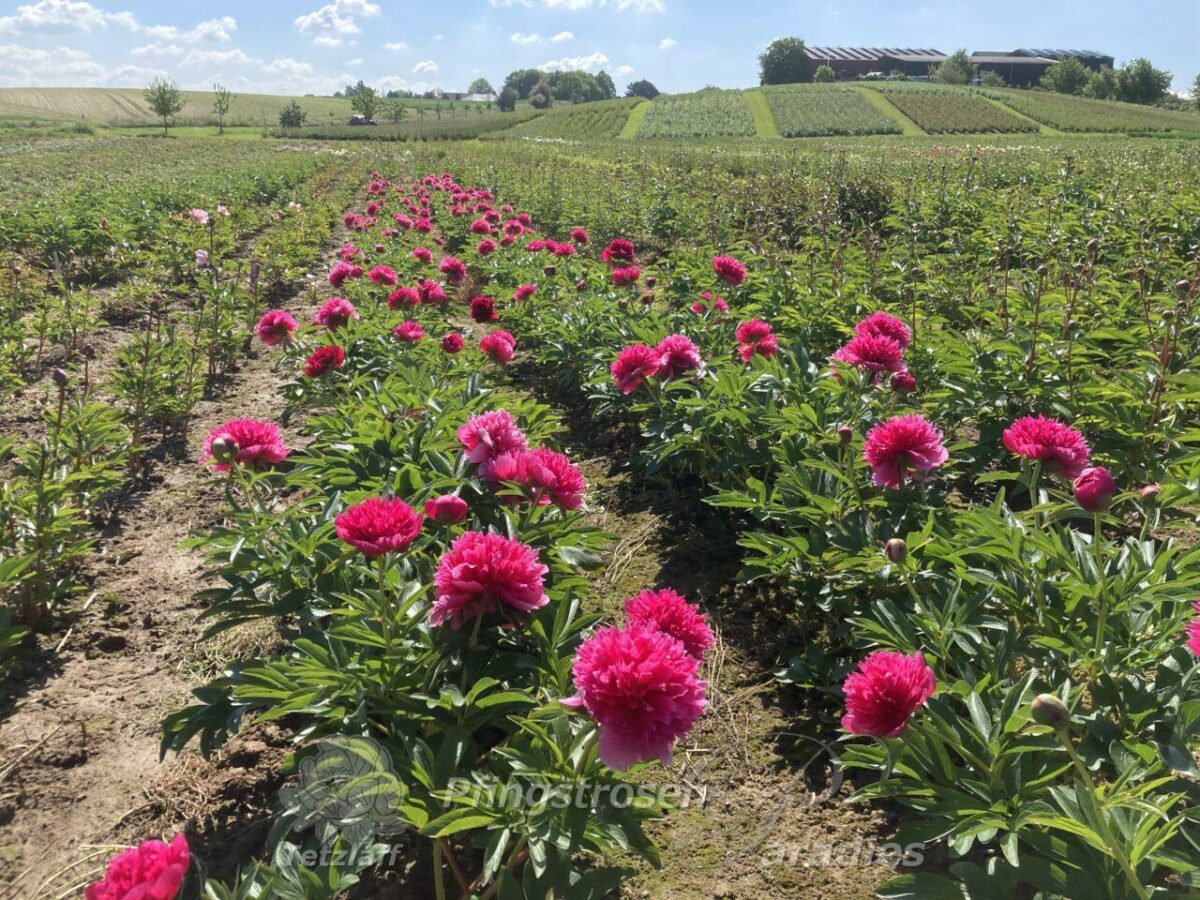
[804,46,945,61]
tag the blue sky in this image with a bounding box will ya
[0,0,1196,96]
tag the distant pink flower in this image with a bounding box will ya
[314,297,358,330]
[187,208,209,225]
[656,335,703,380]
[256,309,298,346]
[712,255,746,286]
[513,283,537,302]
[1074,466,1117,512]
[890,371,917,393]
[335,496,423,557]
[419,279,447,305]
[611,344,661,394]
[1003,416,1090,480]
[441,332,463,354]
[470,294,498,323]
[856,312,911,349]
[480,330,516,365]
[393,321,425,342]
[388,286,420,308]
[327,261,359,288]
[831,334,905,377]
[1186,601,1200,656]
[611,266,640,287]
[471,218,492,235]
[202,418,289,472]
[86,834,189,900]
[457,410,528,480]
[841,650,936,738]
[552,242,575,258]
[412,247,433,263]
[863,414,948,489]
[369,265,397,286]
[624,588,713,661]
[496,447,585,509]
[425,494,468,524]
[304,344,345,377]
[568,625,706,771]
[735,319,777,362]
[431,531,548,629]
[477,238,498,256]
[438,256,467,285]
[570,227,590,245]
[601,238,636,265]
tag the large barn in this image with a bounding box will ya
[802,47,946,81]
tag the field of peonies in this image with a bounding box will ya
[1,136,1200,899]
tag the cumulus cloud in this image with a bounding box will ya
[263,57,314,76]
[551,31,573,41]
[658,37,676,49]
[0,0,140,36]
[294,0,380,46]
[510,32,540,44]
[539,51,610,72]
[0,42,107,85]
[614,64,634,75]
[130,42,183,58]
[539,0,664,9]
[412,59,438,74]
[142,16,237,43]
[384,41,408,52]
[179,47,257,68]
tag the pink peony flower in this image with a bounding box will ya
[863,414,949,489]
[393,321,425,342]
[419,279,448,305]
[201,418,289,472]
[388,287,420,309]
[85,834,190,900]
[431,531,548,629]
[335,496,423,557]
[1186,601,1200,656]
[1003,416,1091,480]
[187,208,209,225]
[412,247,433,263]
[570,227,590,245]
[425,494,468,524]
[256,309,298,346]
[327,261,359,288]
[438,256,467,285]
[890,371,917,393]
[305,344,345,377]
[611,344,661,395]
[712,255,747,286]
[735,319,778,362]
[601,238,636,265]
[624,588,713,661]
[569,624,706,771]
[369,265,397,286]
[611,266,641,287]
[1074,466,1117,512]
[656,335,703,380]
[856,312,911,350]
[457,410,528,480]
[841,650,936,738]
[314,297,358,330]
[513,283,537,302]
[441,332,464,354]
[480,330,516,365]
[470,295,498,323]
[831,334,905,377]
[496,447,585,509]
[477,238,498,256]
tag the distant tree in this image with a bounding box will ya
[387,99,405,123]
[279,100,307,128]
[931,49,975,85]
[981,70,1006,87]
[144,77,185,136]
[553,70,603,103]
[1040,57,1089,95]
[529,79,553,109]
[595,70,617,99]
[812,64,835,83]
[351,85,381,120]
[467,77,494,95]
[504,68,544,100]
[758,37,807,85]
[344,80,369,99]
[1193,72,1200,110]
[1085,66,1117,100]
[625,79,660,100]
[497,86,518,112]
[1116,58,1172,105]
[212,83,233,135]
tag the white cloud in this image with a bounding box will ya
[0,0,139,36]
[551,31,573,41]
[294,0,380,46]
[384,41,408,52]
[542,0,593,8]
[141,17,236,43]
[412,60,438,74]
[130,42,183,58]
[179,47,256,68]
[614,64,634,75]
[539,51,610,72]
[0,42,106,85]
[432,33,444,41]
[616,0,664,9]
[658,37,676,50]
[263,57,313,76]
[346,57,363,66]
[491,0,531,5]
[510,31,540,44]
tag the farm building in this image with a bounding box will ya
[802,47,946,80]
[970,51,1057,86]
[1014,48,1115,70]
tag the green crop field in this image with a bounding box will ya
[761,84,901,136]
[636,88,757,138]
[869,83,1036,134]
[490,98,643,140]
[980,87,1200,134]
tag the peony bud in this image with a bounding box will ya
[1074,466,1116,513]
[1139,483,1161,503]
[209,435,239,464]
[646,275,657,288]
[424,494,468,524]
[52,367,68,387]
[1177,279,1192,297]
[576,278,587,292]
[543,265,557,277]
[884,538,907,564]
[82,342,96,359]
[837,426,853,445]
[1030,693,1068,728]
[890,371,917,393]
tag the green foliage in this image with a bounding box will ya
[1041,57,1090,95]
[812,64,835,84]
[981,86,1200,134]
[931,49,976,86]
[625,79,660,100]
[492,97,644,140]
[529,80,552,110]
[1116,58,1173,105]
[1086,66,1118,100]
[873,84,1034,133]
[467,78,495,95]
[212,83,234,134]
[636,89,756,138]
[279,100,307,128]
[980,70,1006,88]
[758,37,808,86]
[350,86,381,120]
[761,84,900,137]
[143,77,185,134]
[497,86,518,112]
[504,68,545,100]
[272,108,542,141]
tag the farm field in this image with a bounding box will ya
[980,87,1200,134]
[761,84,901,136]
[868,83,1037,134]
[0,128,1199,900]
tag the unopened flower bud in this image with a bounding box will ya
[1176,279,1192,297]
[837,425,853,444]
[82,343,96,359]
[52,367,68,387]
[576,278,587,292]
[640,290,654,305]
[646,276,657,288]
[1139,483,1161,503]
[1086,238,1099,253]
[1036,264,1048,277]
[209,435,239,464]
[884,538,907,564]
[543,265,557,277]
[617,298,628,309]
[1030,694,1068,728]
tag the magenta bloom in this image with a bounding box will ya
[85,834,189,900]
[624,588,713,661]
[841,650,936,738]
[438,256,467,285]
[457,410,528,480]
[431,531,549,629]
[314,297,358,330]
[1003,416,1091,480]
[570,227,590,245]
[470,294,498,323]
[498,447,586,509]
[513,283,537,302]
[656,335,703,380]
[304,344,345,377]
[202,418,289,472]
[477,238,498,256]
[441,332,464,354]
[1186,601,1200,656]
[890,371,917,393]
[335,496,424,557]
[425,494,468,524]
[856,312,911,350]
[611,344,661,395]
[1074,466,1117,512]
[388,286,420,309]
[480,330,516,365]
[735,319,778,362]
[601,238,636,265]
[419,279,448,305]
[393,321,425,342]
[256,309,298,346]
[412,247,433,263]
[712,255,747,286]
[611,266,641,287]
[569,625,707,771]
[369,265,398,286]
[831,334,905,377]
[327,261,359,288]
[863,414,949,489]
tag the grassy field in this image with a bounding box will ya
[491,97,644,140]
[761,84,901,137]
[868,83,1036,134]
[981,87,1200,134]
[636,88,757,138]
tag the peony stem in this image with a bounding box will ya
[1091,513,1108,660]
[432,837,447,900]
